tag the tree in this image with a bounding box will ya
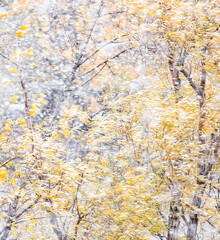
[85,0,220,239]
[0,0,219,239]
[0,0,134,239]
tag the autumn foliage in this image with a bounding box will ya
[0,0,219,239]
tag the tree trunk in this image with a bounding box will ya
[167,59,182,240]
[0,196,19,240]
[0,220,13,240]
[186,194,202,240]
[167,183,181,240]
[186,213,198,240]
[48,210,67,240]
[181,68,220,239]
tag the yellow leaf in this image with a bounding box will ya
[10,179,16,186]
[19,25,28,30]
[30,218,38,223]
[16,31,25,37]
[9,68,18,73]
[2,146,8,151]
[146,69,151,74]
[0,135,8,143]
[30,103,39,117]
[17,118,26,127]
[7,80,13,85]
[5,124,11,131]
[204,209,214,217]
[7,119,14,125]
[0,14,7,19]
[10,95,19,102]
[25,48,33,58]
[27,226,34,233]
[0,168,8,182]
[6,161,11,166]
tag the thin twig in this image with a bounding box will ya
[81,63,106,86]
[79,34,128,67]
[0,158,16,168]
[16,195,41,219]
[77,0,105,64]
[80,47,133,78]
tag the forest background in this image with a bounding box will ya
[0,0,219,239]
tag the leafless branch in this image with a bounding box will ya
[77,0,105,64]
[101,11,126,17]
[0,52,19,67]
[81,63,106,86]
[180,69,199,94]
[16,196,41,219]
[79,34,128,67]
[80,47,133,78]
[0,158,16,168]
[18,69,33,131]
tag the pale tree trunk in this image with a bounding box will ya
[0,196,19,240]
[187,69,206,240]
[48,210,68,240]
[186,196,200,240]
[0,219,14,240]
[167,59,182,240]
[168,59,181,95]
[0,194,40,240]
[180,68,220,240]
[167,183,181,240]
[46,197,68,240]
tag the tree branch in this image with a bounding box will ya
[77,0,105,64]
[180,69,199,94]
[200,68,206,92]
[81,63,106,86]
[15,196,41,219]
[80,47,133,78]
